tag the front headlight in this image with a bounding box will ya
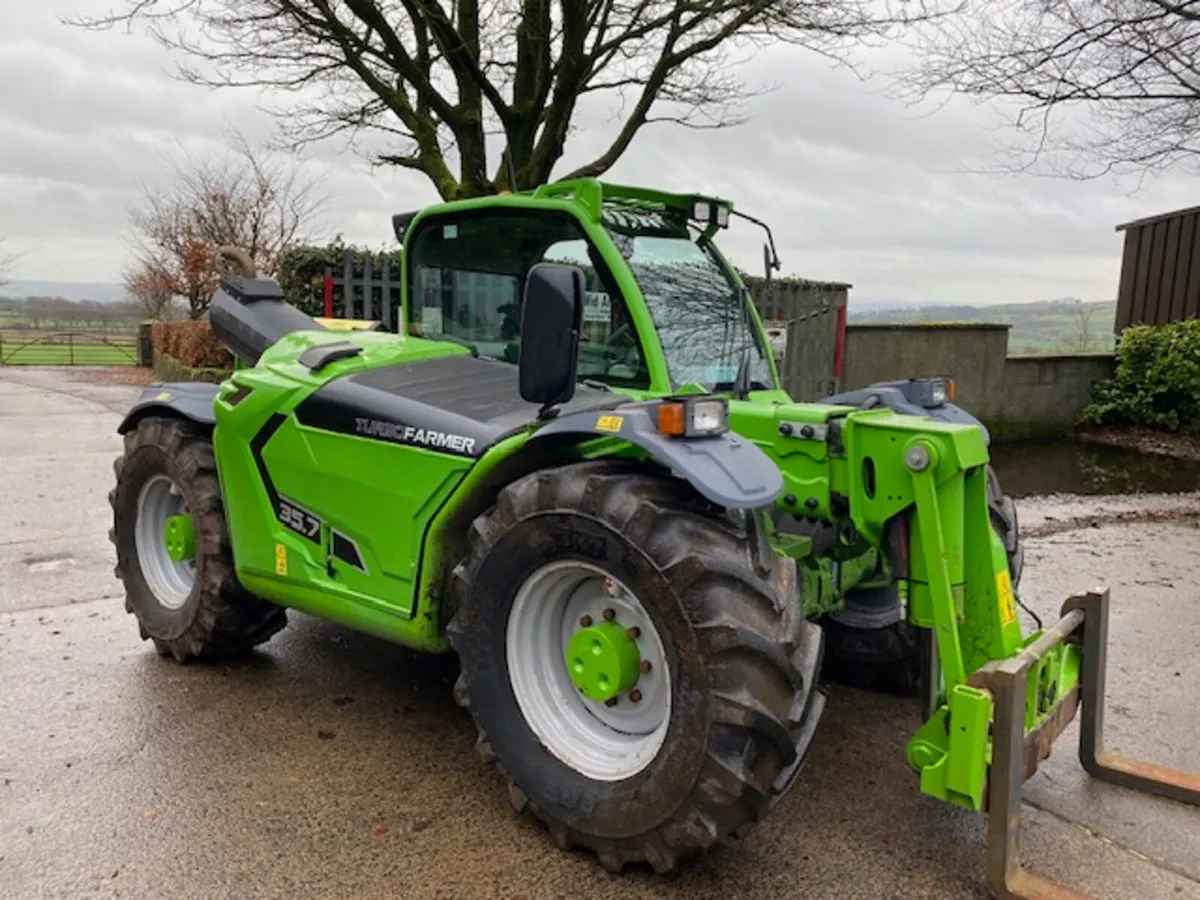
[657,396,730,437]
[688,398,729,435]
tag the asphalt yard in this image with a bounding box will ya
[2,366,1197,899]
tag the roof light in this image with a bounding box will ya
[692,200,712,222]
[914,377,954,408]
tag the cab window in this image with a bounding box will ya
[406,210,650,388]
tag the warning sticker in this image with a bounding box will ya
[275,543,288,576]
[997,569,1017,626]
[595,415,624,433]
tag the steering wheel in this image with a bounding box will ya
[600,323,642,375]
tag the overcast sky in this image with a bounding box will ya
[3,2,1196,306]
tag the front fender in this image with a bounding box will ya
[527,405,784,509]
[116,382,220,435]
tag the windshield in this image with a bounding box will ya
[603,210,774,392]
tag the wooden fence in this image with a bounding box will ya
[746,277,850,400]
[310,252,402,330]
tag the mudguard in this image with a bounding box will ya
[528,404,784,509]
[116,382,220,435]
[822,379,991,445]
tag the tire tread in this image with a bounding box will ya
[111,416,285,662]
[448,460,824,873]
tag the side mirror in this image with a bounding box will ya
[519,263,585,412]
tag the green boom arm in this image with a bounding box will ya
[731,399,1083,812]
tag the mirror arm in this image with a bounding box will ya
[731,210,781,281]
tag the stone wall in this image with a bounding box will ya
[841,324,1116,439]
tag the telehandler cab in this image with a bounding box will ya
[109,184,1198,899]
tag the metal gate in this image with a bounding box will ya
[749,278,849,401]
[0,331,139,366]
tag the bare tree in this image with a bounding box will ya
[69,1,945,200]
[897,0,1200,179]
[1063,301,1098,351]
[128,131,326,318]
[0,238,18,287]
[123,261,180,320]
[1070,303,1104,352]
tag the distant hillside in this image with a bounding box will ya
[0,280,127,304]
[848,298,1117,354]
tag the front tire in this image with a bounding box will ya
[447,460,824,873]
[109,416,286,662]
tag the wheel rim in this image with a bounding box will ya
[134,475,197,611]
[505,560,672,782]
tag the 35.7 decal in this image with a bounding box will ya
[278,496,321,542]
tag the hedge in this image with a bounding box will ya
[1080,319,1200,432]
[152,351,231,385]
[150,320,232,369]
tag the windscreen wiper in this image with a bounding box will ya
[732,348,752,400]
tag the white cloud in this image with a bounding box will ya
[1,4,1194,307]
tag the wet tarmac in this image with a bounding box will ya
[2,367,1198,900]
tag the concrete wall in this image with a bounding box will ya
[842,324,1011,413]
[990,353,1117,438]
[841,324,1116,439]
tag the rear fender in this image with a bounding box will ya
[116,382,220,435]
[527,404,784,509]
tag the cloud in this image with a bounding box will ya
[1,4,1195,307]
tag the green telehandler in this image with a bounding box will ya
[109,184,1198,898]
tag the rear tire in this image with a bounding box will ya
[448,460,824,873]
[109,416,286,662]
[820,465,1023,695]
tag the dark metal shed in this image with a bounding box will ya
[1114,204,1200,331]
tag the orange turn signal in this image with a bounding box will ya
[947,379,957,400]
[657,401,686,436]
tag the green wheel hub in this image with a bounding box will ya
[163,514,195,563]
[565,621,641,701]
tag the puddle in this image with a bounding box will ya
[989,438,1200,498]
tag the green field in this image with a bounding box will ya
[849,299,1118,354]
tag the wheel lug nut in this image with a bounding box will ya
[626,626,640,639]
[605,697,618,707]
[640,660,652,673]
[579,614,593,627]
[602,608,615,621]
[629,689,642,703]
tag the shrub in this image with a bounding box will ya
[150,319,232,369]
[1080,319,1200,431]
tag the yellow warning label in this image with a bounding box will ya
[595,415,624,433]
[997,568,1017,626]
[154,391,172,400]
[275,543,288,576]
